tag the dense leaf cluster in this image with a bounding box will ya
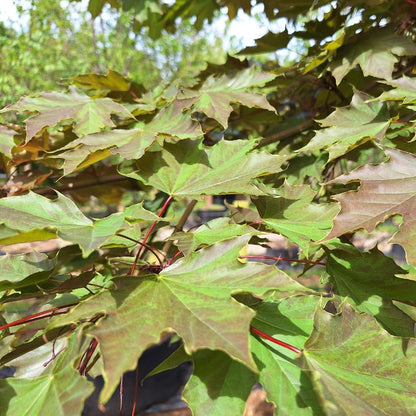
[1,0,416,415]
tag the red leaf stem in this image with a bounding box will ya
[131,365,140,416]
[0,304,76,332]
[248,221,264,226]
[130,195,173,275]
[130,90,139,100]
[241,255,325,266]
[116,233,165,267]
[250,326,302,354]
[77,339,99,376]
[165,250,183,267]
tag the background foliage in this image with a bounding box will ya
[1,0,416,415]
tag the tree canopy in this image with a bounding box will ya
[1,0,416,415]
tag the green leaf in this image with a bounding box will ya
[376,76,416,104]
[179,68,276,128]
[251,295,324,415]
[326,245,416,336]
[0,125,15,158]
[299,92,390,162]
[88,0,106,17]
[0,334,93,416]
[237,30,291,55]
[0,193,154,256]
[301,303,416,416]
[120,139,285,197]
[184,349,258,415]
[52,100,203,174]
[330,27,416,83]
[172,217,261,255]
[2,87,132,141]
[0,228,58,246]
[48,237,303,402]
[0,252,55,291]
[253,183,339,255]
[324,148,416,266]
[70,69,131,92]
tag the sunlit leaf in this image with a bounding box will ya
[179,68,276,128]
[299,92,390,161]
[253,183,339,255]
[0,193,155,256]
[330,27,416,83]
[376,76,416,104]
[48,237,304,401]
[172,217,261,255]
[0,334,93,416]
[0,125,15,158]
[251,295,324,415]
[1,87,132,141]
[301,303,416,415]
[0,252,55,290]
[326,244,416,337]
[324,148,416,266]
[51,100,203,174]
[120,139,285,197]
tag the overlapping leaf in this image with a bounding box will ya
[184,349,258,415]
[172,217,261,255]
[324,148,416,265]
[251,295,323,415]
[301,303,416,415]
[52,100,203,174]
[237,30,291,55]
[0,334,93,416]
[120,139,286,197]
[1,87,132,141]
[299,92,390,161]
[48,237,306,402]
[69,69,131,92]
[0,252,55,290]
[178,68,276,128]
[253,183,339,255]
[0,192,157,256]
[0,125,15,158]
[326,244,416,336]
[330,27,416,83]
[376,76,416,104]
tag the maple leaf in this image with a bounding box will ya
[120,139,286,197]
[48,237,305,402]
[299,92,390,162]
[376,76,416,104]
[326,244,416,337]
[0,125,15,158]
[237,30,291,55]
[0,252,55,291]
[324,148,416,266]
[1,87,132,142]
[330,27,416,83]
[0,334,93,416]
[185,349,258,415]
[179,67,276,128]
[51,100,203,174]
[300,303,416,415]
[253,183,339,255]
[172,217,261,256]
[251,295,323,415]
[70,69,131,92]
[0,192,157,256]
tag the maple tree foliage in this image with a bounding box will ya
[1,0,416,415]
